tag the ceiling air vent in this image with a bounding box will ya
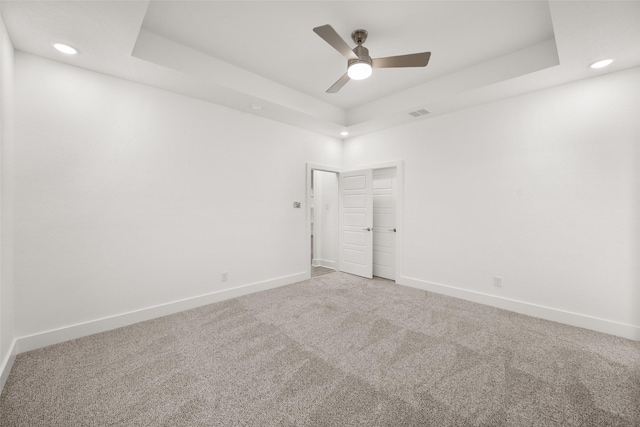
[408,108,430,118]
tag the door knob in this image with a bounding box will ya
[389,228,396,232]
[363,227,371,231]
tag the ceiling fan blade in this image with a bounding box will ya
[372,52,431,68]
[313,24,358,60]
[326,73,350,93]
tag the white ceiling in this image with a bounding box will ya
[2,1,640,139]
[141,1,554,110]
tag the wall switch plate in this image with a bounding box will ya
[222,272,228,282]
[494,276,502,288]
[293,202,301,208]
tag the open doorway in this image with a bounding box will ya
[306,161,403,281]
[310,169,339,278]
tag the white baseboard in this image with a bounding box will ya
[10,271,639,370]
[0,339,17,393]
[15,272,309,354]
[398,275,640,342]
[313,259,336,270]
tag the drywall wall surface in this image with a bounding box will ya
[13,52,342,337]
[0,12,15,371]
[343,67,640,331]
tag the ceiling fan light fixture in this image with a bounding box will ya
[313,24,430,93]
[347,61,372,80]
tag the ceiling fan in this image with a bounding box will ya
[313,24,431,93]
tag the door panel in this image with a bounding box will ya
[344,231,366,246]
[373,194,393,208]
[373,250,393,267]
[374,213,394,227]
[344,213,366,226]
[344,248,367,265]
[343,175,367,190]
[339,169,373,278]
[344,194,366,208]
[374,232,393,248]
[373,168,396,280]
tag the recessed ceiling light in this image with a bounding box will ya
[51,43,79,55]
[589,58,614,69]
[340,131,349,137]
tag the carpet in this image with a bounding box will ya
[1,272,639,426]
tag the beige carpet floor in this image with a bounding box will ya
[1,272,639,426]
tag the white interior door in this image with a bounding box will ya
[373,168,396,280]
[339,169,373,278]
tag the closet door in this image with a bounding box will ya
[338,169,373,278]
[372,168,396,280]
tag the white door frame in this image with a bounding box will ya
[305,161,403,281]
[306,163,342,279]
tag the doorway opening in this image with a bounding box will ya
[310,168,339,278]
[306,161,402,282]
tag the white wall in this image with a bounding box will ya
[313,170,338,269]
[13,53,342,341]
[0,11,16,385]
[6,48,640,352]
[344,67,640,339]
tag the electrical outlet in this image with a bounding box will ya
[221,272,228,282]
[494,276,502,288]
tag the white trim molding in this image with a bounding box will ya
[398,275,640,342]
[0,339,17,393]
[15,272,308,354]
[314,259,337,270]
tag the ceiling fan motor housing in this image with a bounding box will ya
[351,29,368,45]
[350,30,372,68]
[350,44,372,67]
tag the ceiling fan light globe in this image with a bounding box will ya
[348,62,372,80]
